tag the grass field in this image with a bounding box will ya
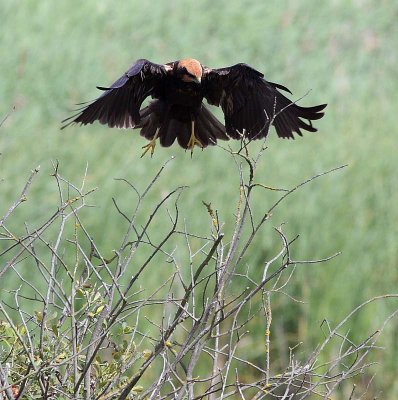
[1,1,398,397]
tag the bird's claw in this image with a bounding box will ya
[187,132,203,155]
[141,139,157,158]
[141,128,160,158]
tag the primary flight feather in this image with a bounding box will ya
[62,58,326,156]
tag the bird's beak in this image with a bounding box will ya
[193,76,201,84]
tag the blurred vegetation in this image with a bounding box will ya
[1,0,397,397]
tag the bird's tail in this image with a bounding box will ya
[136,101,228,149]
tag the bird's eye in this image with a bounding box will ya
[181,73,195,82]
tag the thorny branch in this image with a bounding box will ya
[1,138,397,399]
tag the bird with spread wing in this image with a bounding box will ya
[62,58,326,156]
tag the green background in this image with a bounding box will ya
[1,1,397,397]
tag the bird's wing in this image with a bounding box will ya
[202,63,326,140]
[62,59,173,129]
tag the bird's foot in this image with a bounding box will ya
[187,130,203,155]
[141,128,160,158]
[141,138,157,158]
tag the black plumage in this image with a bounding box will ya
[62,58,326,152]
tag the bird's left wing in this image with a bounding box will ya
[202,63,326,140]
[62,59,173,129]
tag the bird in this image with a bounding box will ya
[62,58,326,156]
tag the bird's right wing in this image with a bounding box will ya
[202,63,326,140]
[62,59,172,129]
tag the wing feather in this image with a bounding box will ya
[202,63,326,140]
[62,59,171,129]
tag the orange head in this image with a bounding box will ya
[177,58,203,84]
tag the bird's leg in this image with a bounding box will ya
[141,128,160,158]
[187,120,203,154]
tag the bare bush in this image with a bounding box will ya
[1,134,397,399]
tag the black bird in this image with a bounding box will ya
[62,58,326,156]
